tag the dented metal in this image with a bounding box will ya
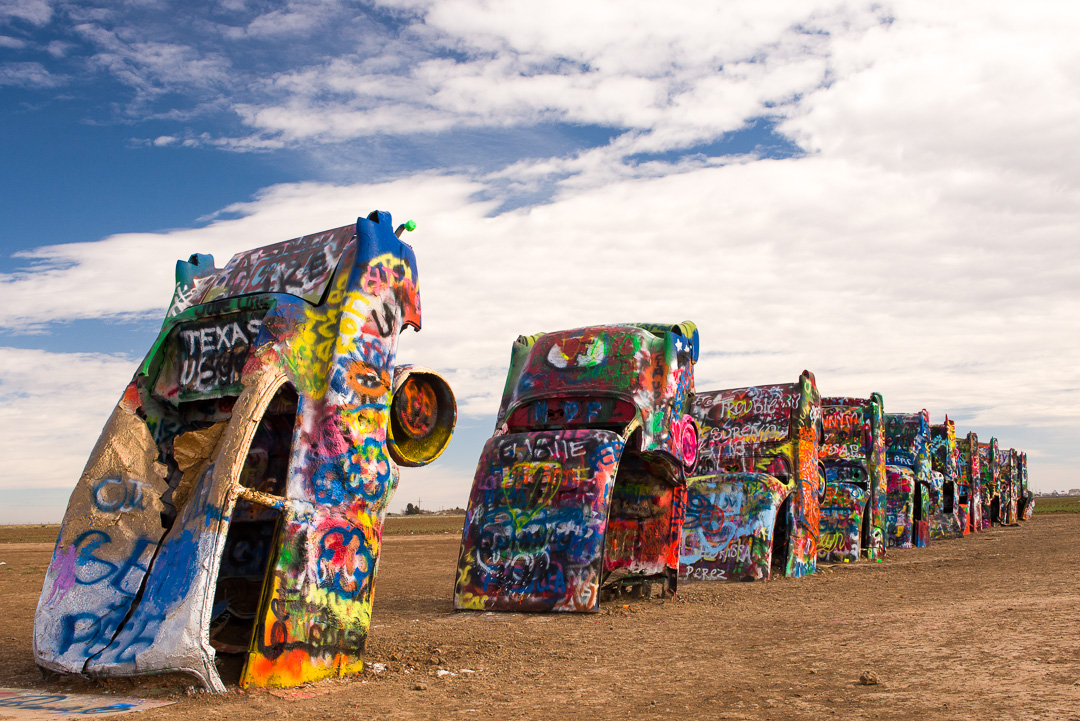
[36,212,456,691]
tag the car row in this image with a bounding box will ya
[34,219,1032,692]
[453,321,1033,611]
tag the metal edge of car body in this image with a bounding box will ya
[680,370,823,582]
[453,322,699,613]
[34,211,457,691]
[816,393,887,564]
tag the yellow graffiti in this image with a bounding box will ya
[456,591,491,610]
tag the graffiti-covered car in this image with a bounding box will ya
[997,448,1019,525]
[680,371,823,581]
[929,419,964,539]
[978,438,999,528]
[956,431,982,533]
[816,394,887,563]
[1017,452,1034,520]
[35,212,457,691]
[884,411,932,548]
[453,322,700,613]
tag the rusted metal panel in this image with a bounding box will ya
[455,323,699,612]
[35,212,456,691]
[683,371,823,581]
[817,394,887,564]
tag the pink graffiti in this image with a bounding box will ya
[672,415,699,470]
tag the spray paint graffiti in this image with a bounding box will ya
[153,311,265,401]
[978,439,999,529]
[817,394,887,564]
[1016,452,1034,520]
[681,371,823,581]
[885,466,915,549]
[884,411,932,548]
[455,323,699,612]
[680,473,786,581]
[955,432,982,533]
[454,429,625,611]
[0,688,174,717]
[996,447,1019,525]
[929,419,964,540]
[35,212,456,692]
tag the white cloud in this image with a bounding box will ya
[11,0,1080,174]
[781,1,1080,184]
[45,39,71,56]
[0,0,55,26]
[0,60,66,87]
[0,347,137,492]
[0,175,486,332]
[70,22,232,108]
[223,1,857,147]
[2,155,1077,499]
[223,0,346,39]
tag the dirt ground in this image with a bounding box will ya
[2,515,1078,721]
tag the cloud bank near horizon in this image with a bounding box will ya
[1,158,1076,501]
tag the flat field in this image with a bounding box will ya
[1,515,1077,721]
[1034,497,1080,514]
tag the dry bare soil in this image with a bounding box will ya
[1,515,1078,720]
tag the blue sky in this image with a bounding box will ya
[2,0,1078,523]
